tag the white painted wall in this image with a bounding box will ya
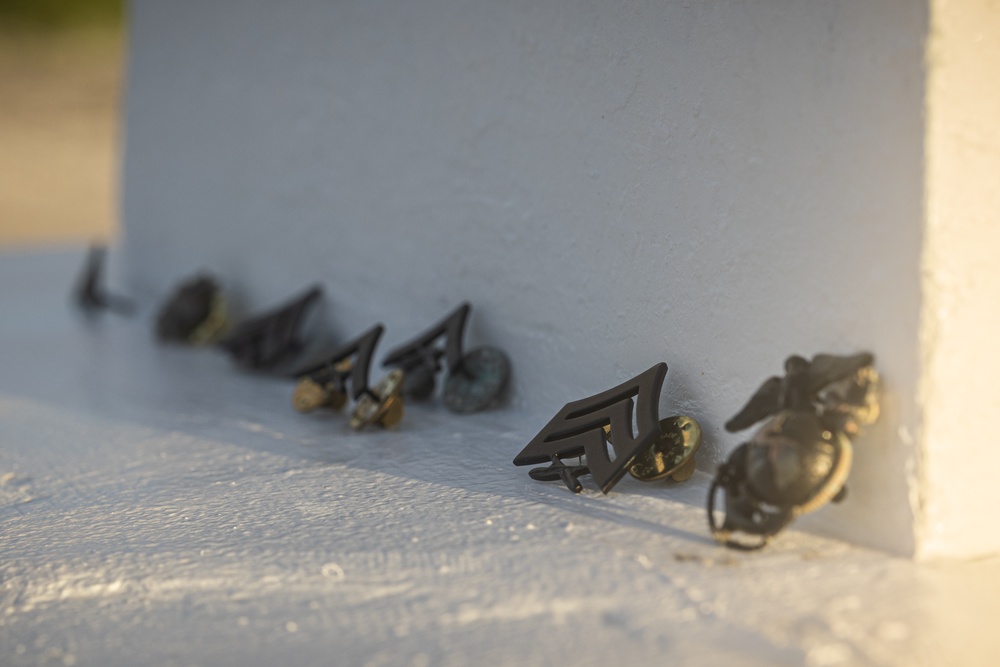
[919,0,1000,560]
[122,0,928,555]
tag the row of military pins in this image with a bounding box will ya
[75,247,880,551]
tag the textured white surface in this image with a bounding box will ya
[918,0,1000,559]
[120,0,927,556]
[3,250,1000,666]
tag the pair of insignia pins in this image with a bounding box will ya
[154,275,510,429]
[514,353,880,550]
[290,304,511,428]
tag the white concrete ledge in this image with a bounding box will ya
[1,249,999,665]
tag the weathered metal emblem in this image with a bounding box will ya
[156,274,230,344]
[513,364,702,494]
[382,303,510,414]
[708,352,880,550]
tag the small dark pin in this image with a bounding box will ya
[73,245,134,316]
[528,456,590,493]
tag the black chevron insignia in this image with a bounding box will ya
[218,285,322,370]
[513,363,668,494]
[382,303,470,376]
[291,324,384,400]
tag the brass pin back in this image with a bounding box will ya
[604,415,702,483]
[350,369,405,430]
[188,293,230,345]
[293,377,347,413]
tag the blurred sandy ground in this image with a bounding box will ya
[0,12,123,248]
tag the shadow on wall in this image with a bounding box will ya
[0,0,124,248]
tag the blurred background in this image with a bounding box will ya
[0,0,124,248]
